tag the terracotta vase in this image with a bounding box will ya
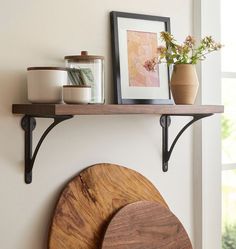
[170,64,199,105]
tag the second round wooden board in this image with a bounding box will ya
[102,201,193,249]
[48,163,168,249]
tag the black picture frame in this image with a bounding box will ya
[110,11,173,105]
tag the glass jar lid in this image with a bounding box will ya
[64,51,104,62]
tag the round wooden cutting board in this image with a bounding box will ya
[102,201,193,249]
[48,163,168,249]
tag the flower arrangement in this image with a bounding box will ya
[144,32,222,71]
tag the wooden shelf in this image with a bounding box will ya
[12,104,224,116]
[12,103,224,184]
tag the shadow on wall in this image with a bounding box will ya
[0,70,26,178]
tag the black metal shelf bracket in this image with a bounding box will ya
[160,114,213,172]
[21,115,73,184]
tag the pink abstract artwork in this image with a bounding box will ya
[127,30,160,87]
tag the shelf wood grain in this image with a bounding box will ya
[12,104,224,116]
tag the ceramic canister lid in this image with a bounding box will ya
[64,51,104,62]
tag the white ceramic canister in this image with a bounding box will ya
[63,85,91,104]
[27,67,68,103]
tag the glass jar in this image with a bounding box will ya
[65,51,104,104]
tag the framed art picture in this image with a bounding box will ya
[110,11,173,104]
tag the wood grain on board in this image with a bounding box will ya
[48,163,168,249]
[102,201,193,249]
[12,103,224,116]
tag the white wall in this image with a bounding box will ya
[0,1,194,248]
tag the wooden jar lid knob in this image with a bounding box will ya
[81,51,88,56]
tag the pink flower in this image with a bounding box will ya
[184,35,196,48]
[177,45,184,53]
[157,46,166,55]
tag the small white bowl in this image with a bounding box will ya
[63,85,91,104]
